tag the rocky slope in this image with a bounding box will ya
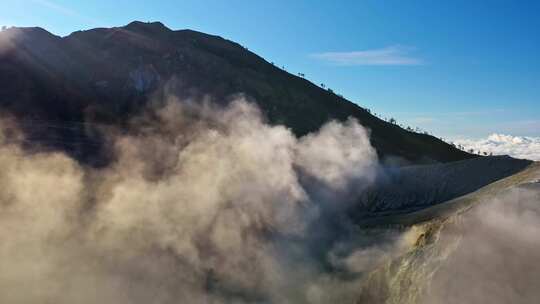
[355,162,540,303]
[351,155,532,220]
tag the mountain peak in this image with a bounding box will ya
[0,26,57,39]
[124,21,171,32]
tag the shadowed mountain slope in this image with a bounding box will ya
[0,21,472,164]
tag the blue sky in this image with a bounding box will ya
[1,0,539,139]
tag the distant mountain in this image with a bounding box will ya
[0,21,472,164]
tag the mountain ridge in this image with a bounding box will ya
[0,21,473,165]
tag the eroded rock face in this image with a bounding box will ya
[351,156,531,220]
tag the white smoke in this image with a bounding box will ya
[0,96,382,303]
[422,184,540,304]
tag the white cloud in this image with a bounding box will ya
[311,45,423,66]
[454,134,540,161]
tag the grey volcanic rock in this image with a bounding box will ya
[351,156,532,219]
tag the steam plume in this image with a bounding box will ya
[422,184,540,304]
[0,96,381,303]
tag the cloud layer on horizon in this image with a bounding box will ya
[311,45,423,66]
[455,134,540,161]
